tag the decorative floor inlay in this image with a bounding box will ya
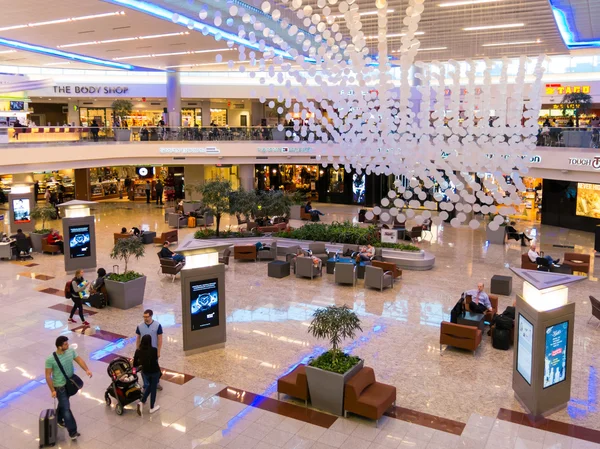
[497,408,600,444]
[218,386,338,428]
[11,260,40,267]
[385,405,466,436]
[18,272,54,280]
[48,303,97,316]
[71,325,127,342]
[39,287,65,297]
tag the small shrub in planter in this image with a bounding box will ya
[105,237,146,309]
[110,236,145,274]
[30,204,57,233]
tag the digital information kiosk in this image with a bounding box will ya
[8,188,35,233]
[59,200,97,272]
[177,241,230,354]
[510,268,582,416]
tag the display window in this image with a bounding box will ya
[210,109,227,126]
[182,108,202,127]
[278,165,319,191]
[328,168,345,194]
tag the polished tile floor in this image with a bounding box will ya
[0,201,598,448]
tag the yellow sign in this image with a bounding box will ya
[552,103,581,109]
[545,86,590,95]
[576,182,600,218]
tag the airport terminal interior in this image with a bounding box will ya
[1,0,600,448]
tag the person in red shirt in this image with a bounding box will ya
[47,229,64,254]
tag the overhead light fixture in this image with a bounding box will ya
[162,61,251,69]
[439,0,502,6]
[114,48,233,61]
[0,12,125,32]
[365,32,424,39]
[58,32,189,48]
[463,23,524,31]
[0,36,147,71]
[393,46,447,53]
[482,39,542,47]
[332,9,394,19]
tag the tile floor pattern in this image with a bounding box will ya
[0,201,599,448]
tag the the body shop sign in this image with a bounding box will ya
[569,156,600,170]
[53,85,129,95]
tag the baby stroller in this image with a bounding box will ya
[104,357,142,415]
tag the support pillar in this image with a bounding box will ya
[201,101,211,127]
[239,165,254,191]
[167,72,182,128]
[184,165,205,201]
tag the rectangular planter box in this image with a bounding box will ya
[486,225,507,245]
[305,358,364,416]
[105,275,146,310]
[113,129,131,142]
[30,232,49,253]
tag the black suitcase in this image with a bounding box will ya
[87,293,106,309]
[492,328,511,350]
[39,407,57,448]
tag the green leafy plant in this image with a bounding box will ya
[561,92,593,127]
[229,188,258,219]
[30,204,57,233]
[194,228,216,239]
[107,271,143,282]
[111,99,133,126]
[110,236,145,275]
[198,177,233,236]
[378,242,421,251]
[308,305,362,373]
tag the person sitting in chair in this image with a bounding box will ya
[465,282,493,314]
[120,227,130,235]
[159,241,185,263]
[47,229,64,254]
[528,242,559,266]
[305,201,324,218]
[506,221,531,246]
[11,229,27,241]
[356,244,374,262]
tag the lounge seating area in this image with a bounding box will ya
[153,230,178,245]
[439,321,483,354]
[41,237,61,255]
[521,250,592,275]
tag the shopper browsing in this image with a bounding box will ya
[45,336,92,441]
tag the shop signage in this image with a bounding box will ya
[159,147,220,154]
[381,229,398,244]
[568,156,600,170]
[257,147,313,153]
[440,151,541,163]
[545,85,590,95]
[552,104,581,110]
[53,85,129,94]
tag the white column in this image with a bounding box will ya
[167,72,182,128]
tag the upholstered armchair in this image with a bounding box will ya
[465,294,498,323]
[343,367,396,425]
[41,237,61,255]
[589,296,600,327]
[334,262,356,286]
[308,242,330,265]
[277,365,308,406]
[257,241,278,261]
[295,256,322,279]
[219,248,231,266]
[440,321,482,353]
[521,253,537,270]
[364,265,393,291]
[563,253,591,275]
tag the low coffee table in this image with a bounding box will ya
[268,260,290,278]
[141,231,156,244]
[550,264,573,275]
[458,312,486,331]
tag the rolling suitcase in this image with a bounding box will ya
[188,216,196,228]
[39,402,57,448]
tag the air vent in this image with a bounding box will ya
[78,30,94,34]
[105,49,121,52]
[187,103,198,106]
[169,42,186,46]
[256,156,268,160]
[83,102,94,105]
[150,102,161,106]
[173,157,186,160]
[113,26,131,30]
[6,58,26,61]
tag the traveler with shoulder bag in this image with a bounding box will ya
[44,336,92,441]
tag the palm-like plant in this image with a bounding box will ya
[561,93,593,127]
[308,305,362,363]
[110,236,145,274]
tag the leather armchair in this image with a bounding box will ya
[364,265,393,291]
[589,296,600,327]
[465,294,498,323]
[308,242,330,264]
[300,206,312,220]
[258,242,278,261]
[334,262,356,286]
[440,321,482,353]
[42,237,61,255]
[563,253,591,275]
[113,233,131,244]
[158,256,183,282]
[371,260,401,279]
[168,213,187,228]
[295,256,322,279]
[153,230,178,245]
[343,366,396,425]
[521,253,537,270]
[277,365,308,406]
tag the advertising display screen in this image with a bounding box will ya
[190,278,219,331]
[517,314,534,385]
[69,225,91,259]
[9,101,24,111]
[136,167,153,178]
[12,198,31,223]
[352,173,366,204]
[544,321,569,389]
[576,182,600,218]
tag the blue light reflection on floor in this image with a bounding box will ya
[89,336,136,361]
[568,366,598,419]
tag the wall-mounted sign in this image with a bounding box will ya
[545,85,590,95]
[553,104,581,109]
[569,156,600,170]
[53,85,129,95]
[257,147,312,153]
[159,147,220,154]
[381,229,398,244]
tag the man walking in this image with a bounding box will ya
[155,179,164,206]
[135,309,163,390]
[45,336,92,441]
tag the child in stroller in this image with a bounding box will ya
[104,357,142,415]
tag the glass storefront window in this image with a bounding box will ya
[278,165,319,191]
[182,108,202,126]
[328,168,344,193]
[210,109,227,126]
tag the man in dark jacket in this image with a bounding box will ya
[155,180,164,205]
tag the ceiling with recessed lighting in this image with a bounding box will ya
[0,0,574,71]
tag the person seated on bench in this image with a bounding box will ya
[465,282,493,315]
[131,226,141,237]
[120,227,130,235]
[305,201,324,217]
[506,221,531,246]
[47,229,64,254]
[528,242,559,266]
[159,241,185,263]
[356,244,375,262]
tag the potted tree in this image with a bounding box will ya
[198,177,232,237]
[104,236,146,309]
[111,99,133,141]
[561,92,592,128]
[29,203,57,252]
[305,305,364,415]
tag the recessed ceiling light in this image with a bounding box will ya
[58,32,189,48]
[393,46,448,53]
[439,0,502,7]
[0,12,125,32]
[162,61,251,69]
[43,62,72,66]
[463,23,524,31]
[482,39,542,47]
[365,32,424,39]
[113,48,233,61]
